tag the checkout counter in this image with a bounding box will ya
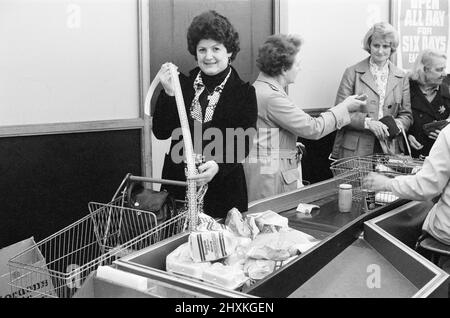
[76,174,450,298]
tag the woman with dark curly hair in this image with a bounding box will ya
[243,34,366,202]
[152,10,257,218]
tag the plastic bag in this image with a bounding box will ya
[246,229,319,261]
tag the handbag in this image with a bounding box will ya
[378,115,413,156]
[422,120,450,135]
[379,115,400,139]
[126,181,177,223]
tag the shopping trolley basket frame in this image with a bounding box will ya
[8,174,188,298]
[329,154,424,203]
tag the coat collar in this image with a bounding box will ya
[410,75,450,100]
[255,72,287,95]
[186,65,247,124]
[355,57,405,97]
[409,79,435,118]
[188,65,243,88]
[354,57,405,77]
[410,79,450,119]
[440,77,450,99]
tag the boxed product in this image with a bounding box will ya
[166,243,211,279]
[0,237,55,298]
[189,230,237,262]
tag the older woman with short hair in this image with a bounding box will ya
[407,49,450,158]
[331,22,413,159]
[243,34,366,202]
[152,10,257,218]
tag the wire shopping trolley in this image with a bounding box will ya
[330,154,424,203]
[8,174,189,298]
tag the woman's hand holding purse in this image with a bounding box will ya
[367,119,390,140]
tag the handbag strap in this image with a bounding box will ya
[126,180,138,205]
[401,127,412,158]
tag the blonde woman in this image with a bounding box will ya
[331,22,412,159]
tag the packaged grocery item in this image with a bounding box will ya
[166,242,211,279]
[246,228,318,261]
[225,208,259,238]
[362,189,376,211]
[195,213,227,231]
[243,256,298,281]
[244,259,275,280]
[376,157,423,175]
[375,191,398,204]
[375,164,395,173]
[223,236,252,267]
[201,262,248,290]
[246,216,260,239]
[296,203,319,214]
[248,210,289,232]
[189,230,237,262]
[96,266,148,292]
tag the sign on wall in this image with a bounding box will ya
[394,0,449,70]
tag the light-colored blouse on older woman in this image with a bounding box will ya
[331,57,413,159]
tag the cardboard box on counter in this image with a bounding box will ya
[0,237,54,298]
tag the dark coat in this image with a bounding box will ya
[152,66,257,218]
[408,78,450,158]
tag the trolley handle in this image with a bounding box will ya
[111,173,188,203]
[128,175,187,187]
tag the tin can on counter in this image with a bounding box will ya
[338,183,353,213]
[362,189,376,212]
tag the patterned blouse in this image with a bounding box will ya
[369,57,389,120]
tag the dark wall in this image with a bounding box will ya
[0,130,142,248]
[149,0,273,114]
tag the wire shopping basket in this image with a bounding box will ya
[330,154,424,202]
[8,174,189,298]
